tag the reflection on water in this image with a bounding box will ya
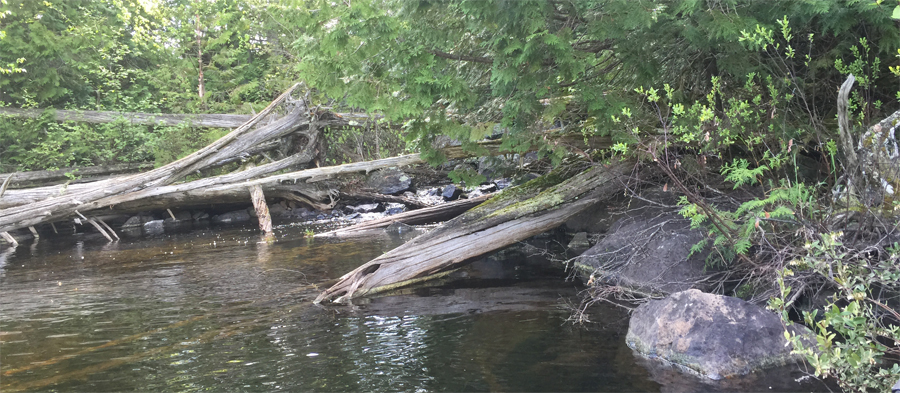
[0,225,825,392]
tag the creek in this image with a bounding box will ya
[0,223,828,392]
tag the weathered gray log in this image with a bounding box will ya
[318,194,493,237]
[315,159,637,303]
[0,107,257,128]
[0,107,378,128]
[0,84,306,233]
[0,142,489,211]
[250,185,274,237]
[0,163,154,189]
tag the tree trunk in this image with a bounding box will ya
[0,107,375,128]
[0,163,154,189]
[315,159,637,303]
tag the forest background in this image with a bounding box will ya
[1,0,899,391]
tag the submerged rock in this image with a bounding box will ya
[122,214,155,229]
[626,289,812,380]
[143,219,164,235]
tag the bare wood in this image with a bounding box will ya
[96,218,119,240]
[318,194,492,237]
[0,173,12,198]
[838,75,859,173]
[0,132,613,220]
[81,216,112,242]
[28,226,39,239]
[0,84,306,233]
[0,107,259,128]
[0,107,378,128]
[0,231,17,246]
[315,159,636,303]
[250,185,274,236]
[0,163,154,189]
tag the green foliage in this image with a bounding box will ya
[324,122,406,165]
[0,114,156,171]
[770,233,900,393]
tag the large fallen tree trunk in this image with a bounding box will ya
[0,134,612,214]
[314,159,637,303]
[0,163,154,189]
[0,107,375,128]
[0,140,503,211]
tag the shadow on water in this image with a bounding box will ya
[0,224,830,392]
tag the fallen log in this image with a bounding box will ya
[0,89,613,234]
[315,159,637,303]
[0,84,311,233]
[0,162,154,189]
[0,107,377,129]
[317,194,493,237]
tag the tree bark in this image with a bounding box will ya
[315,159,637,303]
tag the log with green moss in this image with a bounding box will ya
[314,159,637,303]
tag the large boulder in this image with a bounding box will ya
[626,289,812,380]
[576,206,713,294]
[365,168,411,195]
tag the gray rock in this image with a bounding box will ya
[122,214,154,229]
[269,202,290,217]
[442,184,462,201]
[143,220,165,235]
[626,289,813,380]
[351,203,383,213]
[212,210,251,224]
[563,199,616,234]
[122,216,143,229]
[191,211,209,221]
[384,202,406,215]
[576,207,713,294]
[467,183,498,198]
[567,232,591,250]
[365,168,411,195]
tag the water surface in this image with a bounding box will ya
[0,225,827,392]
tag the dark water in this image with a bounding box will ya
[1,225,828,392]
